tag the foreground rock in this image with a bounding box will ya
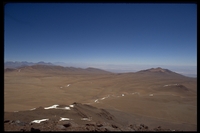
[4,103,177,131]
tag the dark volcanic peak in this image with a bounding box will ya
[135,67,189,78]
[137,67,173,73]
[147,67,172,73]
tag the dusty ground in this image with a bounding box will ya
[4,66,197,131]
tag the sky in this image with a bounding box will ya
[4,3,197,76]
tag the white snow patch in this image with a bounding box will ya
[30,119,49,124]
[101,97,106,100]
[44,104,71,110]
[64,107,70,110]
[164,84,179,87]
[44,105,59,109]
[56,106,71,110]
[81,117,92,121]
[30,108,36,111]
[59,117,71,121]
[60,86,63,88]
[122,94,124,96]
[69,105,74,108]
[149,94,153,96]
[94,99,99,103]
[100,95,110,100]
[67,84,70,87]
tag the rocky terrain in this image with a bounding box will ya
[4,103,177,132]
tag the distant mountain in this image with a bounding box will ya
[4,61,55,69]
[7,64,112,75]
[4,61,111,74]
[4,61,34,68]
[135,67,187,77]
[137,67,172,73]
[36,61,54,66]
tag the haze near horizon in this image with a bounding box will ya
[4,3,197,76]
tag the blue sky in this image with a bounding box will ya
[4,3,197,75]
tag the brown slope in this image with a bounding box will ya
[112,68,196,92]
[7,65,112,75]
[85,67,113,74]
[4,103,116,125]
[4,103,177,131]
[4,103,125,131]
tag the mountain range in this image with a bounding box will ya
[4,61,55,68]
[4,61,194,78]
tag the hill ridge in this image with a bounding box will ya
[6,64,112,74]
